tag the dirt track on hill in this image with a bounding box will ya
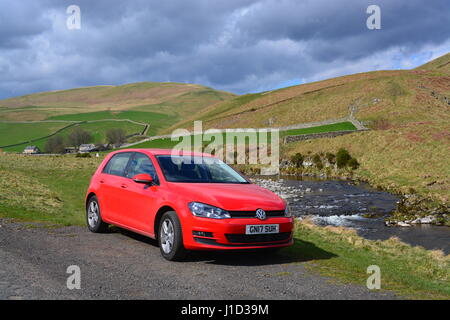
[0,218,397,300]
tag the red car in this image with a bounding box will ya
[85,149,294,261]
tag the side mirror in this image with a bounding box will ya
[132,173,154,185]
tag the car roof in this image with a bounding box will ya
[115,148,215,157]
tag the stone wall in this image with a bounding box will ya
[284,130,362,143]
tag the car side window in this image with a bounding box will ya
[126,152,159,184]
[103,152,132,177]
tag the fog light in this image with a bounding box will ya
[192,231,213,237]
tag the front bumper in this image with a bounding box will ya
[182,216,295,250]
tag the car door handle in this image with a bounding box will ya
[121,184,128,189]
[99,179,105,184]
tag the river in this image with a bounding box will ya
[252,176,450,254]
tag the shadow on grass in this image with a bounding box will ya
[111,226,337,266]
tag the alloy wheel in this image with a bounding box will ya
[161,219,175,254]
[88,201,99,228]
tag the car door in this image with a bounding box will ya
[119,152,160,234]
[97,152,133,224]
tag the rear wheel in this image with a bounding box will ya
[86,196,109,233]
[158,211,187,261]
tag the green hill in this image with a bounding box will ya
[164,53,449,204]
[416,52,450,75]
[0,82,235,125]
[0,82,236,150]
[170,56,449,132]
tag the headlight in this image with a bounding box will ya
[284,204,292,217]
[188,202,231,219]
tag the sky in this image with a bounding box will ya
[0,0,449,99]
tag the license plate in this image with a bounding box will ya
[245,224,279,235]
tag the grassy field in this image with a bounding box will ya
[0,122,69,147]
[2,120,145,153]
[0,83,235,144]
[48,110,178,137]
[129,121,357,150]
[281,121,356,137]
[0,154,102,224]
[0,153,448,299]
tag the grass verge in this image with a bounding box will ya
[285,220,449,299]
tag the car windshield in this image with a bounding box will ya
[156,155,249,184]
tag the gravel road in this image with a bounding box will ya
[0,218,397,300]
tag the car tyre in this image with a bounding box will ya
[158,211,187,261]
[86,195,109,233]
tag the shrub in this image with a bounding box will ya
[291,153,304,168]
[348,158,360,170]
[76,152,92,158]
[336,148,351,168]
[312,154,323,170]
[325,152,335,164]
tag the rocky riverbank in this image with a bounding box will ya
[385,194,449,227]
[250,169,450,227]
[251,176,450,253]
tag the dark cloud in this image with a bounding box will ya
[0,1,52,49]
[236,0,450,61]
[0,0,448,99]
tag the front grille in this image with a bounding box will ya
[228,210,285,218]
[225,232,291,244]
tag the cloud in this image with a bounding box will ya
[0,0,448,99]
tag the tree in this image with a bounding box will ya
[106,128,127,146]
[312,153,323,170]
[348,158,360,170]
[325,152,335,164]
[336,148,352,168]
[290,153,304,168]
[68,127,92,147]
[45,136,65,154]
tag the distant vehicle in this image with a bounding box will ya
[23,146,40,154]
[85,149,294,261]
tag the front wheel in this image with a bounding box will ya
[158,211,187,261]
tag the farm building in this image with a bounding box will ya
[79,144,98,153]
[23,146,40,154]
[64,147,78,154]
